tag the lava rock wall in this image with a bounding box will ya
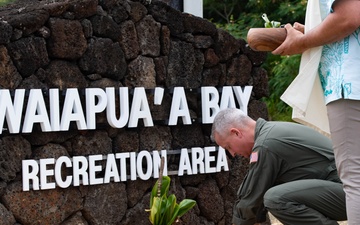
[0,0,269,224]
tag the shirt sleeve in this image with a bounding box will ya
[232,148,283,225]
[331,0,335,13]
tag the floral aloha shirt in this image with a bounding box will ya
[319,0,360,104]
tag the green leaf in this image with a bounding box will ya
[148,176,196,225]
[262,13,270,23]
[271,21,281,28]
[157,196,167,225]
[168,199,196,225]
[168,204,180,225]
[150,176,171,206]
[262,13,280,28]
[177,199,197,218]
[149,197,161,224]
[161,194,177,225]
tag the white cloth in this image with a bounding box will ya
[280,0,330,137]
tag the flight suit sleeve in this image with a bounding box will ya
[232,148,283,225]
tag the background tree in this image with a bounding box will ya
[204,0,307,121]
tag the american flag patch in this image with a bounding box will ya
[250,152,258,163]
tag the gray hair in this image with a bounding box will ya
[210,108,250,142]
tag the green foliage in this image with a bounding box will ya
[214,13,262,39]
[262,13,281,28]
[0,0,15,6]
[204,0,307,121]
[147,176,196,225]
[204,0,247,23]
[263,54,301,121]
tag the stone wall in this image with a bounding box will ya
[0,0,269,224]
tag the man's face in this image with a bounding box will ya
[214,129,251,158]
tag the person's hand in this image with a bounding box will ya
[293,22,304,33]
[272,23,307,56]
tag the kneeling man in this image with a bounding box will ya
[211,108,346,225]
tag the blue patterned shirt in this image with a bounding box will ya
[319,0,360,104]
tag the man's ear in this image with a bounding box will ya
[230,128,241,137]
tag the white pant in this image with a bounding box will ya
[327,99,360,225]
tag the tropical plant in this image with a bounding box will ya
[146,158,196,225]
[262,13,281,28]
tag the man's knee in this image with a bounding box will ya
[264,186,284,209]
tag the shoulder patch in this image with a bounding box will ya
[249,152,258,164]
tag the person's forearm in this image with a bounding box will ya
[302,0,360,49]
[273,0,360,55]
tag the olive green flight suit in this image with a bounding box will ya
[232,119,346,225]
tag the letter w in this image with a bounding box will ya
[0,89,25,134]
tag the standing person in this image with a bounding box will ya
[211,108,346,225]
[272,1,360,224]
